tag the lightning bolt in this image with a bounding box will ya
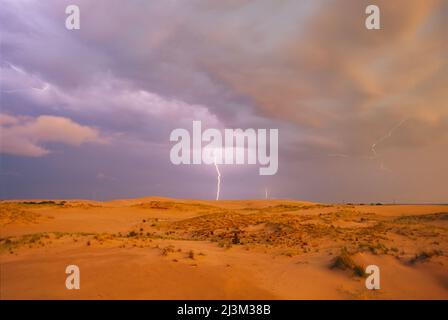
[370,118,407,170]
[265,187,269,199]
[2,62,50,93]
[1,84,49,93]
[328,153,349,158]
[213,151,221,201]
[324,119,407,171]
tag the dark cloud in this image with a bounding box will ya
[0,0,446,202]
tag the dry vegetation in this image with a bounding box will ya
[1,200,447,263]
[1,198,447,299]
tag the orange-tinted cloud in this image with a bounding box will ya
[204,0,446,131]
[0,114,106,157]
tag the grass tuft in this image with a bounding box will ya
[330,248,365,277]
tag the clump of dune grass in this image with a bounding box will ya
[19,201,66,206]
[330,248,365,277]
[127,231,138,238]
[161,245,175,256]
[281,249,297,257]
[232,232,240,244]
[357,242,388,255]
[188,250,195,259]
[410,250,443,264]
[0,233,51,252]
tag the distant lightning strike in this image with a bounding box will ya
[2,62,50,93]
[370,118,407,170]
[324,119,407,172]
[213,151,221,201]
[328,153,349,158]
[1,84,49,93]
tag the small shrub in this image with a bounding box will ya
[330,248,365,277]
[353,265,365,277]
[232,232,240,245]
[410,250,443,264]
[161,245,175,256]
[127,231,138,237]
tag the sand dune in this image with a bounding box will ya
[1,198,447,299]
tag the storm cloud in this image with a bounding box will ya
[0,0,447,202]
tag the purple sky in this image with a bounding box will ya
[1,0,447,203]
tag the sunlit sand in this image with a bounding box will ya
[1,198,447,299]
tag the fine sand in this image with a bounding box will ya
[1,198,447,299]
